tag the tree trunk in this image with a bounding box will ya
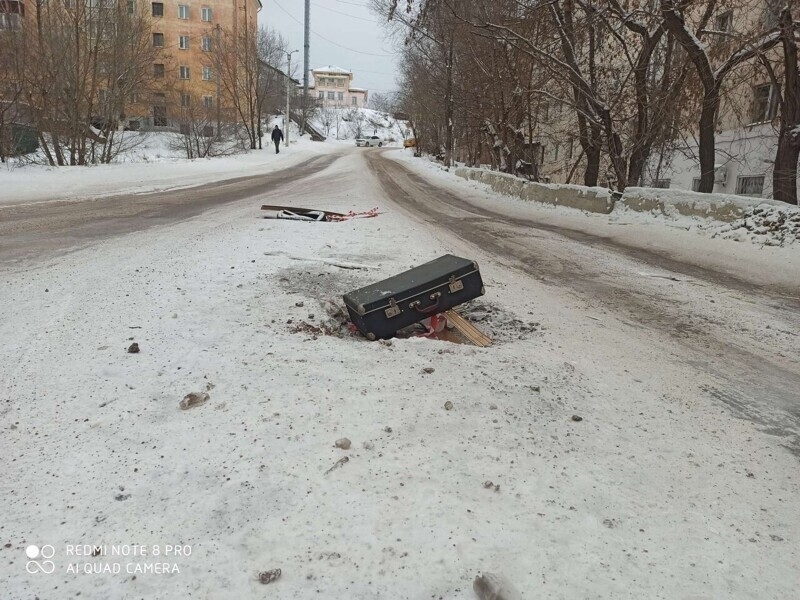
[584,145,600,187]
[772,7,799,205]
[697,86,719,193]
[773,128,799,205]
[444,34,454,168]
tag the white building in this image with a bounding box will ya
[306,66,368,108]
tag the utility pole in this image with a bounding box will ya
[286,50,297,147]
[302,0,310,135]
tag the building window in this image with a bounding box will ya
[736,175,765,197]
[202,66,212,81]
[201,36,212,52]
[318,91,324,99]
[553,143,559,161]
[338,92,344,101]
[327,91,334,100]
[152,33,164,47]
[201,7,212,21]
[151,2,163,17]
[179,35,189,49]
[153,63,165,78]
[127,0,135,15]
[153,105,167,127]
[181,93,191,107]
[566,138,574,160]
[203,95,213,108]
[178,4,188,19]
[692,177,702,192]
[352,96,357,106]
[179,66,190,80]
[652,179,671,189]
[751,84,778,124]
[715,10,732,33]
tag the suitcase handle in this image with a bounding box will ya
[410,292,442,314]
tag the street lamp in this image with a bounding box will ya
[286,50,298,147]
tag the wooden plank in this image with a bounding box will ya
[443,309,493,347]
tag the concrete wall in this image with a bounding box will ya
[454,166,792,223]
[454,168,614,214]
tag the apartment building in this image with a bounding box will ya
[129,0,261,130]
[306,66,368,108]
[533,0,794,199]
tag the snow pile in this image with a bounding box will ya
[0,121,331,207]
[701,203,800,247]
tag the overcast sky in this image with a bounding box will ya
[258,0,401,97]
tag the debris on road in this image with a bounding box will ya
[473,572,522,600]
[343,254,485,341]
[324,456,349,475]
[483,481,500,492]
[127,342,140,354]
[261,204,379,222]
[571,415,583,422]
[334,437,352,450]
[257,568,281,584]
[444,401,454,411]
[179,392,209,410]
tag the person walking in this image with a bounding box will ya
[271,125,284,154]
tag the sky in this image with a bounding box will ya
[258,0,401,98]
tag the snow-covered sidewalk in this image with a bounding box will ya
[0,131,337,207]
[1,151,799,599]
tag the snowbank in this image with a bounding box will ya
[0,125,337,207]
[451,163,800,247]
[620,186,790,222]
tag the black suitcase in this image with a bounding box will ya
[343,254,485,340]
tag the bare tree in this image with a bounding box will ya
[0,23,25,162]
[19,0,157,165]
[771,5,799,204]
[662,0,787,192]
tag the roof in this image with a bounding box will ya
[262,61,300,85]
[349,87,367,93]
[313,66,352,75]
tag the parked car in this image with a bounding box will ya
[356,136,383,147]
[403,138,416,148]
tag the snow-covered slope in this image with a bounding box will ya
[309,107,408,143]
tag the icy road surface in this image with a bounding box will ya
[1,147,799,599]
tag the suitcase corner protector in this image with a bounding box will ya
[480,286,486,295]
[472,260,480,271]
[357,304,366,316]
[366,332,376,341]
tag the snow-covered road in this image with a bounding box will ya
[2,147,798,599]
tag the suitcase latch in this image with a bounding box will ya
[448,275,464,293]
[385,298,401,318]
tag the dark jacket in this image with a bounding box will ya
[271,127,284,142]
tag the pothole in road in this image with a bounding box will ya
[276,266,542,345]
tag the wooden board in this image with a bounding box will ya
[442,309,493,347]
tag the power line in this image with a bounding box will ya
[271,0,397,57]
[311,1,375,23]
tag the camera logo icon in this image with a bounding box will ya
[25,545,56,574]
